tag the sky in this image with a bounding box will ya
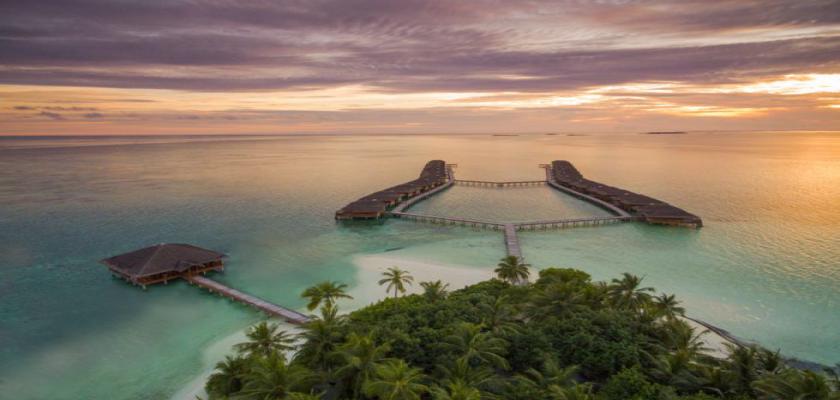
[1,0,839,135]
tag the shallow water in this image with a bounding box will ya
[1,132,838,399]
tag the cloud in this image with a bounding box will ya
[0,0,837,92]
[43,106,99,111]
[13,105,34,110]
[38,111,64,120]
[83,112,104,119]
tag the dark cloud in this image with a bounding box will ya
[13,105,34,110]
[568,0,840,33]
[38,111,64,120]
[43,106,98,111]
[83,112,103,119]
[0,0,837,92]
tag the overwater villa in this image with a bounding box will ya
[100,243,226,289]
[549,160,703,227]
[335,159,449,220]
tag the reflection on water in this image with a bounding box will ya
[0,131,839,399]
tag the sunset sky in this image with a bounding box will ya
[1,0,839,135]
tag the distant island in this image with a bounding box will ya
[202,260,839,400]
[644,131,688,135]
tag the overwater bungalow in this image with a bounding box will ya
[549,160,702,227]
[336,160,449,220]
[100,243,226,289]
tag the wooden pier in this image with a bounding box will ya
[515,216,631,230]
[391,212,504,230]
[454,179,546,188]
[504,224,522,258]
[187,275,311,325]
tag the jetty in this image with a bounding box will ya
[101,243,311,324]
[336,159,701,258]
[504,224,522,258]
[187,275,310,324]
[454,179,545,187]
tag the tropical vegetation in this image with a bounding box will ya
[205,257,839,399]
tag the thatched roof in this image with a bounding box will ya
[100,243,226,278]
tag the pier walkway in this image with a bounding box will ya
[187,275,311,324]
[390,212,504,229]
[454,179,546,187]
[504,224,522,258]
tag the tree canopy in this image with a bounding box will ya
[205,259,838,400]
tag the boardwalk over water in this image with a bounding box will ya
[387,166,636,258]
[454,179,546,187]
[504,224,522,258]
[187,275,311,324]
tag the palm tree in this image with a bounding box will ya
[495,256,531,285]
[724,344,759,397]
[661,318,709,356]
[653,293,685,319]
[528,282,586,320]
[549,383,596,400]
[301,281,353,311]
[420,280,450,302]
[753,369,840,400]
[757,349,784,375]
[443,322,509,370]
[607,273,654,310]
[478,295,519,335]
[238,352,316,399]
[435,357,495,390]
[296,303,346,375]
[205,355,250,398]
[430,380,482,400]
[335,333,392,399]
[694,364,736,398]
[235,321,296,358]
[378,267,414,298]
[519,358,578,392]
[364,359,429,400]
[286,393,323,400]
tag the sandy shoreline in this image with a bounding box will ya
[173,253,737,399]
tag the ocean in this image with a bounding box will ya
[1,132,838,399]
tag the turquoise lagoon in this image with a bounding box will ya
[0,132,838,399]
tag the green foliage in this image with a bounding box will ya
[378,266,414,298]
[495,255,531,285]
[540,309,645,379]
[234,321,296,358]
[599,366,672,400]
[301,281,353,311]
[204,261,839,400]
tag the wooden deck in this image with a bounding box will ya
[388,164,636,259]
[454,179,546,187]
[504,224,522,258]
[515,216,632,230]
[186,275,311,324]
[391,212,504,229]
